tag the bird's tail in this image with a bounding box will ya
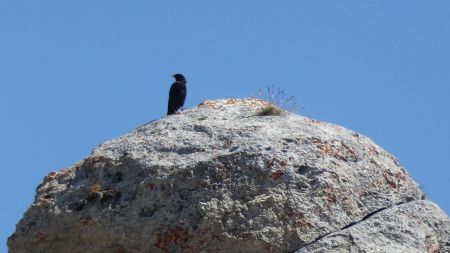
[167,106,176,115]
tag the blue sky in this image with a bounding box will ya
[1,1,449,251]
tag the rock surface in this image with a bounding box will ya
[295,200,450,253]
[8,98,450,253]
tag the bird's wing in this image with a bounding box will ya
[168,83,178,98]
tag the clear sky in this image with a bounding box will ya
[1,1,449,251]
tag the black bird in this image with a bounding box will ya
[167,73,187,115]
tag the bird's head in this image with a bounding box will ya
[172,73,186,83]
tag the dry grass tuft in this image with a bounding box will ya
[256,85,299,114]
[256,104,284,116]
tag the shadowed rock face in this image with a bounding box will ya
[8,98,450,253]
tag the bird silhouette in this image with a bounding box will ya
[167,73,187,115]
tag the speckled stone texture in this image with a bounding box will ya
[295,200,450,253]
[8,98,450,253]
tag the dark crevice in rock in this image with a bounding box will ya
[340,205,389,231]
[291,199,420,253]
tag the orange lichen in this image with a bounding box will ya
[368,146,380,156]
[295,219,313,230]
[326,192,337,203]
[216,165,230,179]
[383,173,397,189]
[153,226,207,253]
[89,156,106,163]
[47,172,57,178]
[34,232,46,242]
[90,182,102,193]
[199,99,271,110]
[78,217,93,225]
[394,172,407,181]
[114,248,128,253]
[270,170,284,180]
[311,138,358,162]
